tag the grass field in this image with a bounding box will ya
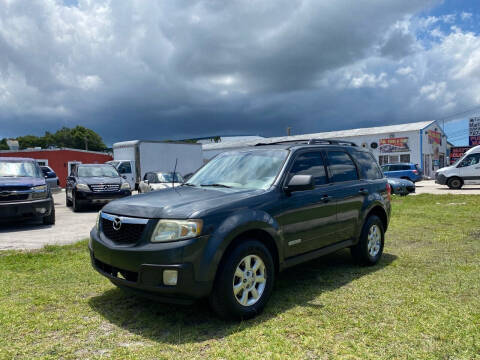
[1,195,479,359]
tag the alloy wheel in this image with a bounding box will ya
[232,255,266,306]
[367,224,381,257]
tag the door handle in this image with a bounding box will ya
[359,188,369,195]
[321,194,331,203]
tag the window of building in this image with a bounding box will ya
[400,154,410,163]
[289,151,327,186]
[388,155,399,163]
[326,151,359,182]
[378,155,388,165]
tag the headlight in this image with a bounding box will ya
[76,183,90,191]
[31,185,48,199]
[151,219,203,242]
[121,182,130,190]
[96,211,101,231]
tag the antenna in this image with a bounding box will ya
[172,158,178,189]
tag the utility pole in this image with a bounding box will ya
[286,127,291,136]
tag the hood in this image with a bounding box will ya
[436,165,454,174]
[388,177,413,186]
[0,176,45,188]
[150,182,181,189]
[102,185,265,218]
[79,177,122,185]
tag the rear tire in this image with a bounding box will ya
[351,215,384,266]
[42,200,55,225]
[447,177,463,189]
[209,240,275,320]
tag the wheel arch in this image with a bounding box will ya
[366,205,388,233]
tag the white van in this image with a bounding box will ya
[435,145,480,189]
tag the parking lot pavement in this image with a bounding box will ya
[413,180,480,195]
[0,190,99,251]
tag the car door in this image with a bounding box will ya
[118,161,135,189]
[457,153,480,184]
[324,150,366,244]
[66,169,77,199]
[276,150,339,258]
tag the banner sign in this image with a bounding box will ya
[427,130,442,145]
[469,117,480,146]
[450,146,471,165]
[379,137,410,153]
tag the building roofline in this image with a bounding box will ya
[0,147,111,156]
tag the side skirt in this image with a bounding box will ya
[281,239,355,270]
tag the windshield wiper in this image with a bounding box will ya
[182,183,196,187]
[200,183,232,188]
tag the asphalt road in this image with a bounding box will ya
[1,181,480,251]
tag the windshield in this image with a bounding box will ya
[78,166,119,177]
[159,173,184,183]
[0,161,40,178]
[108,161,120,168]
[186,149,288,190]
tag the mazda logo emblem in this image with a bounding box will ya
[112,217,122,231]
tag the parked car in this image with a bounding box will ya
[381,163,423,182]
[40,165,60,193]
[66,164,131,211]
[90,139,391,319]
[138,172,185,193]
[0,157,55,225]
[435,145,480,189]
[387,177,415,196]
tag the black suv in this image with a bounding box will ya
[66,164,132,211]
[90,140,391,319]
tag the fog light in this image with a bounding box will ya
[36,207,47,214]
[163,270,178,286]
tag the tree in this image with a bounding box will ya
[14,126,107,151]
[0,138,8,150]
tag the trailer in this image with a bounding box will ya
[109,140,203,190]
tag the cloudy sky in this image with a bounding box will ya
[1,0,479,145]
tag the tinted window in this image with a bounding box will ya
[146,173,157,182]
[327,151,359,182]
[351,151,383,180]
[289,151,327,186]
[389,165,401,171]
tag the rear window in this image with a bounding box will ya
[326,151,359,182]
[351,151,383,180]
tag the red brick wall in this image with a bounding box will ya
[0,150,113,187]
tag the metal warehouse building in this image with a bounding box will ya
[0,148,113,187]
[202,120,448,178]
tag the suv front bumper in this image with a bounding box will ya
[89,228,212,304]
[0,198,52,220]
[76,190,131,205]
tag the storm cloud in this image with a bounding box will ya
[1,0,479,144]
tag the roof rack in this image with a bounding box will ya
[254,138,357,147]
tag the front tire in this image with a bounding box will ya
[209,240,275,320]
[66,191,72,207]
[447,177,463,189]
[43,200,55,225]
[351,215,384,266]
[72,191,82,212]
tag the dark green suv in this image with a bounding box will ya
[90,139,391,319]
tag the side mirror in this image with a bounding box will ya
[144,179,149,184]
[284,175,315,193]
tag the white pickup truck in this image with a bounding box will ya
[108,140,204,190]
[435,145,480,189]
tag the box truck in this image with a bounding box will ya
[108,140,203,190]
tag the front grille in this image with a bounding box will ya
[0,186,31,191]
[101,217,146,245]
[0,193,29,202]
[94,257,138,282]
[90,184,120,192]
